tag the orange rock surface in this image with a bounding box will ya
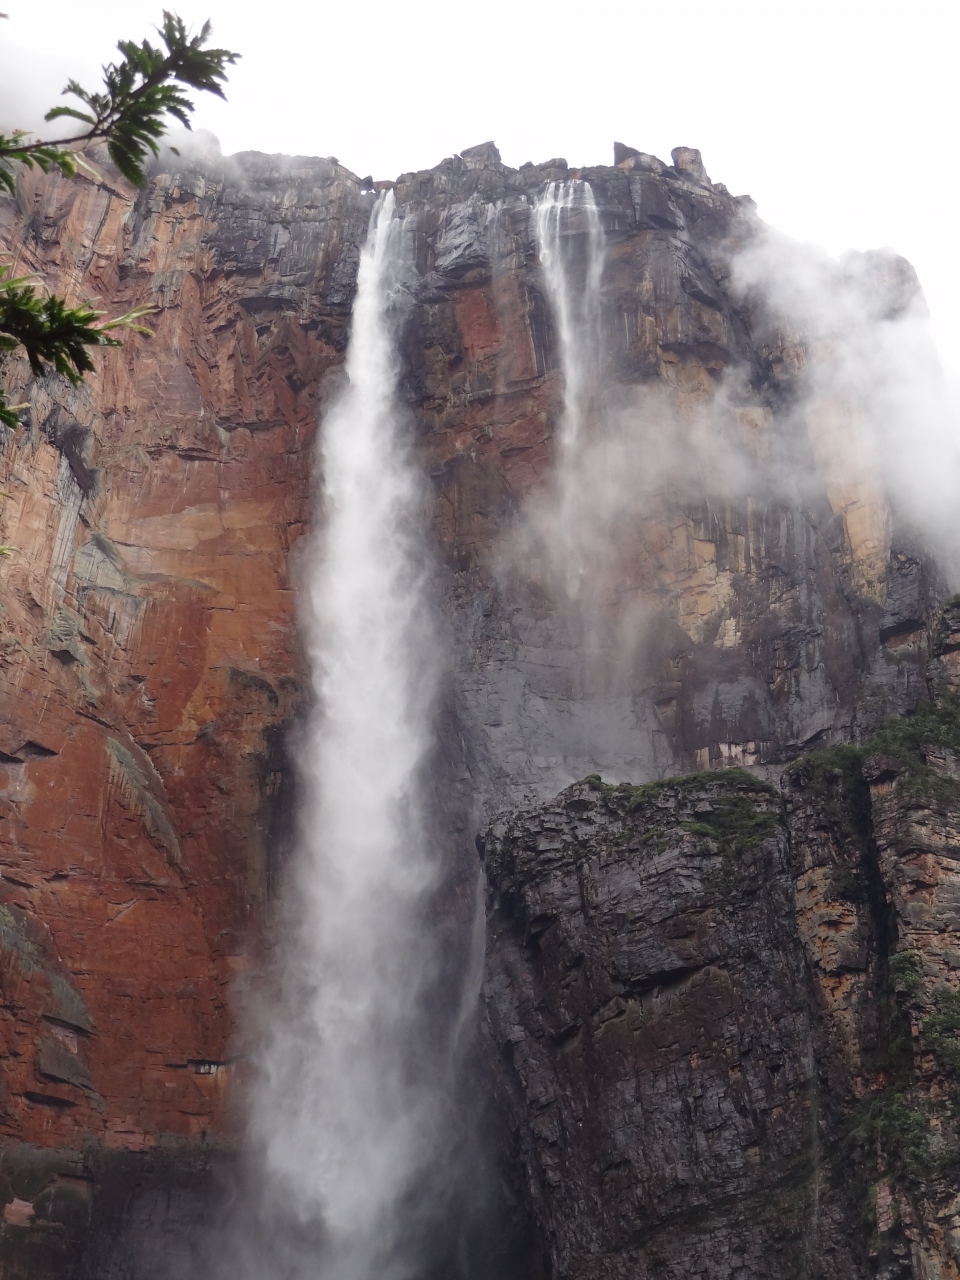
[0,154,345,1156]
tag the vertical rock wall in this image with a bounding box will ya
[0,141,950,1275]
[483,683,960,1276]
[0,152,368,1272]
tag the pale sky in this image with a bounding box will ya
[2,0,958,384]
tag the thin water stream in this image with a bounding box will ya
[534,180,606,595]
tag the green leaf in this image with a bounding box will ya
[1,13,239,189]
[0,268,122,388]
[43,106,96,126]
[0,14,239,424]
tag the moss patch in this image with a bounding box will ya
[852,1089,930,1182]
[586,766,778,811]
[889,951,922,999]
[580,769,780,893]
[787,693,960,804]
[867,693,960,796]
[922,986,960,1076]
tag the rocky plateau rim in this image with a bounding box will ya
[125,133,748,199]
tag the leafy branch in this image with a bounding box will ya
[0,267,155,427]
[0,12,238,190]
[0,13,238,428]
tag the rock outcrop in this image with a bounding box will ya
[0,138,953,1275]
[484,679,960,1277]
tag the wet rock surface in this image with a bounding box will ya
[0,139,953,1274]
[484,686,960,1278]
[483,770,821,1279]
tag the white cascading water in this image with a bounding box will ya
[243,190,443,1280]
[531,179,657,714]
[533,181,605,592]
[535,181,604,461]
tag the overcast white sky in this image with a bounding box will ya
[2,0,958,384]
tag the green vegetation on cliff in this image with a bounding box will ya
[790,688,960,1204]
[787,692,960,801]
[582,768,781,886]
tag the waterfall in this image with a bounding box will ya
[535,181,605,463]
[242,190,444,1280]
[533,180,605,594]
[528,179,656,729]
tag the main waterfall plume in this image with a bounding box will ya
[236,191,444,1280]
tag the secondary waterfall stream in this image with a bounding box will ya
[533,180,605,596]
[240,191,445,1280]
[535,180,604,459]
[529,177,637,695]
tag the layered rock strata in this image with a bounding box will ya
[484,675,960,1277]
[0,138,950,1274]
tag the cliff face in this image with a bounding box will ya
[0,139,952,1276]
[483,695,960,1277]
[0,151,366,1273]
